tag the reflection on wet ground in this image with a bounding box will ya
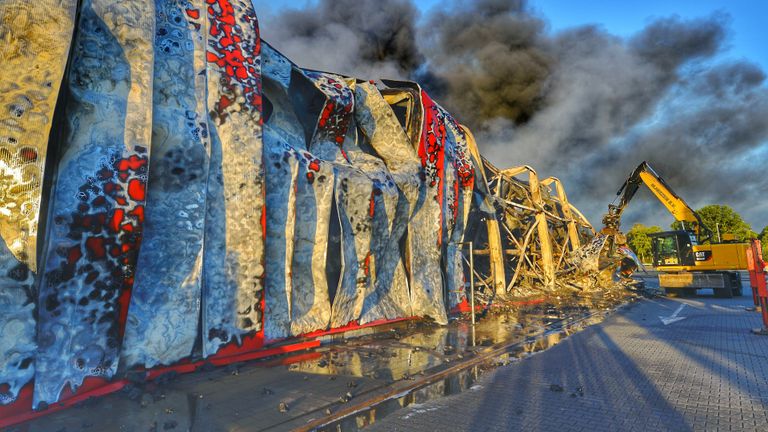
[15,285,642,432]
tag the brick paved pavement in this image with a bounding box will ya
[368,288,768,432]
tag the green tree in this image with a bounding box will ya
[760,226,768,261]
[671,204,756,242]
[626,223,661,264]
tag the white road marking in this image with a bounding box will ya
[659,303,687,325]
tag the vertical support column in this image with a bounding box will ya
[501,166,555,289]
[469,241,475,326]
[542,177,581,251]
[529,172,555,289]
[460,126,505,295]
[485,219,507,295]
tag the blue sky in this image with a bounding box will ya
[257,0,768,72]
[532,0,767,71]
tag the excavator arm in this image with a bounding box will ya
[603,161,710,240]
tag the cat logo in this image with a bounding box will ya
[694,251,711,261]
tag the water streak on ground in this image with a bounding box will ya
[16,285,642,432]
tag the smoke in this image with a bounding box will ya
[255,0,421,79]
[253,0,768,230]
[573,58,768,230]
[417,0,552,126]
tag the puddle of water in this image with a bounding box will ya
[16,286,641,432]
[298,287,640,431]
[312,312,612,432]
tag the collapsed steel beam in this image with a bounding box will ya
[496,166,555,289]
[541,177,581,251]
[461,127,506,295]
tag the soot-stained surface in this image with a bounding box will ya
[34,0,155,407]
[121,0,210,369]
[0,0,78,405]
[201,0,265,357]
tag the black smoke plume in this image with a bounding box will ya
[418,0,552,126]
[256,0,422,79]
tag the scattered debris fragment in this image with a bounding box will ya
[278,402,289,413]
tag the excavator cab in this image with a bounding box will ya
[650,231,697,268]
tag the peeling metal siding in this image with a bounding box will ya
[408,90,450,325]
[34,0,155,407]
[201,0,264,357]
[353,83,415,322]
[0,0,78,406]
[289,155,334,334]
[121,0,209,370]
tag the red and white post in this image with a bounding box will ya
[747,239,768,335]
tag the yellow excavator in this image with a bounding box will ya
[602,161,749,297]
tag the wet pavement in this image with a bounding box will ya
[5,283,640,432]
[367,273,768,432]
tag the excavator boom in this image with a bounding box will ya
[608,161,709,239]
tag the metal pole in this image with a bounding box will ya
[469,241,476,326]
[716,223,721,243]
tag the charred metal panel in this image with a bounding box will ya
[261,43,291,90]
[34,0,155,406]
[201,0,264,357]
[289,154,334,334]
[353,82,416,321]
[263,141,297,340]
[330,166,374,327]
[358,178,409,324]
[305,71,354,163]
[262,45,301,340]
[443,117,475,308]
[0,0,78,405]
[262,53,294,340]
[408,90,448,325]
[121,0,209,369]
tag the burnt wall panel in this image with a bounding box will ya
[121,0,209,369]
[353,82,417,322]
[330,167,373,327]
[34,0,155,407]
[289,155,334,334]
[0,0,78,405]
[408,90,449,324]
[262,140,297,340]
[443,116,476,309]
[201,0,264,357]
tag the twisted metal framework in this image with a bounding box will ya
[468,160,598,300]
